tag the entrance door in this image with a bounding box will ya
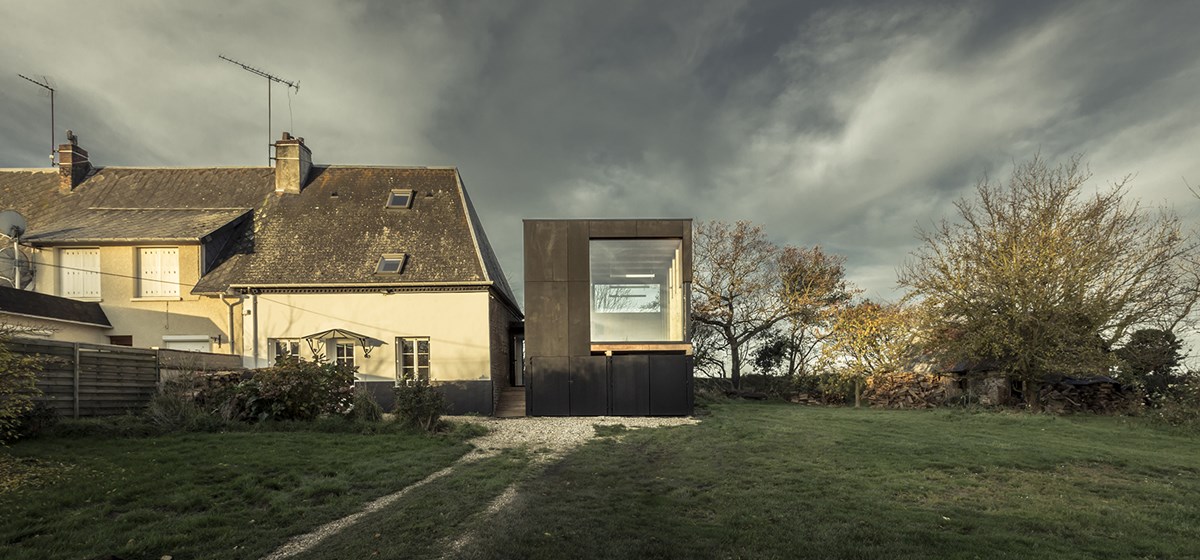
[511,334,525,386]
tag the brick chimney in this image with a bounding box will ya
[58,130,91,193]
[274,132,312,194]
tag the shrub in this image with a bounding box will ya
[1,330,43,443]
[241,357,356,421]
[349,387,384,423]
[1148,373,1200,431]
[394,377,445,432]
[16,401,59,439]
[147,373,209,431]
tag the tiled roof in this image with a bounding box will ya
[0,285,111,327]
[24,208,251,244]
[0,163,520,313]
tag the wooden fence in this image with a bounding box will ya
[6,339,244,418]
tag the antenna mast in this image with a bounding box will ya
[218,55,300,165]
[17,74,55,166]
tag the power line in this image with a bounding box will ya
[218,55,299,165]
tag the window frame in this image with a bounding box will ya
[397,336,431,383]
[269,338,302,362]
[334,340,356,369]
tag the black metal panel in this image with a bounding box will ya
[530,356,570,416]
[525,281,567,357]
[567,280,590,356]
[524,221,569,282]
[589,220,638,238]
[570,356,608,415]
[567,220,590,282]
[648,355,690,416]
[610,355,650,415]
[635,220,687,238]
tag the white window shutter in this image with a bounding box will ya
[161,248,179,296]
[61,249,101,299]
[139,248,179,297]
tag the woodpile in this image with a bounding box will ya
[788,393,823,405]
[1038,381,1137,414]
[864,373,953,409]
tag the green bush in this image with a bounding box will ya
[1,331,43,443]
[241,357,356,421]
[16,401,59,439]
[147,374,205,430]
[394,377,446,432]
[1148,373,1200,431]
[349,387,384,423]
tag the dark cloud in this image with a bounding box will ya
[3,0,1198,330]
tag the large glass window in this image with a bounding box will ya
[590,239,685,342]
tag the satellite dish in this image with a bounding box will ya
[0,210,33,289]
[0,210,27,239]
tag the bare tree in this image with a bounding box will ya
[899,155,1200,409]
[692,221,855,388]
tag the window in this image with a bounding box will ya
[108,335,133,347]
[375,254,408,274]
[60,248,101,299]
[270,338,301,361]
[590,239,685,342]
[385,189,414,209]
[397,336,430,382]
[335,341,355,368]
[138,247,180,297]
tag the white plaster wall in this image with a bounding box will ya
[244,291,492,383]
[0,311,110,344]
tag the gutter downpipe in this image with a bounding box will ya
[250,292,259,367]
[219,292,243,356]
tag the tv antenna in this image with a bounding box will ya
[219,55,300,165]
[17,74,56,166]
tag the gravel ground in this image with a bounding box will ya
[446,415,700,460]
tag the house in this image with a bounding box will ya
[521,219,694,416]
[1,132,522,415]
[0,285,111,343]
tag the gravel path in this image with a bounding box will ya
[261,415,699,560]
[446,415,700,461]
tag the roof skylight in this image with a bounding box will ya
[386,189,414,209]
[375,254,408,274]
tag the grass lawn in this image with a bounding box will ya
[4,405,1199,560]
[457,404,1200,560]
[0,427,471,560]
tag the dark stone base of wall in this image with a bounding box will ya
[354,380,494,416]
[433,380,493,416]
[355,381,397,412]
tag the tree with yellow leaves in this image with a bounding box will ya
[824,300,916,407]
[899,156,1200,409]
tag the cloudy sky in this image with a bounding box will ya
[3,0,1199,306]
